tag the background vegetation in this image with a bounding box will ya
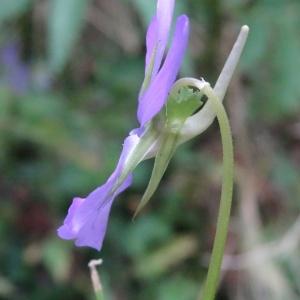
[0,0,300,299]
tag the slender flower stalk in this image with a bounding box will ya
[200,85,233,300]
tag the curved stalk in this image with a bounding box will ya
[173,78,234,300]
[199,85,234,300]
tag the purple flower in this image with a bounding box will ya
[1,42,30,94]
[58,134,139,250]
[138,15,189,126]
[57,0,189,251]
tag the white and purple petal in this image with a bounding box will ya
[138,15,190,126]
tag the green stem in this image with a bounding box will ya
[95,291,104,300]
[199,85,234,300]
[158,77,234,299]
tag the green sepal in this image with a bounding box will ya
[133,87,204,217]
[133,131,179,218]
[166,87,204,126]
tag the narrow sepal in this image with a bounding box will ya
[133,131,179,218]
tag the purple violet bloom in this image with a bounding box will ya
[57,0,190,251]
[1,42,30,94]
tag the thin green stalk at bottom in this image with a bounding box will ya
[95,291,104,300]
[199,85,234,300]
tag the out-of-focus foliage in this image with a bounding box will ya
[48,0,90,73]
[0,0,32,23]
[0,0,300,300]
[240,0,300,121]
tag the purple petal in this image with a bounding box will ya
[145,16,158,71]
[1,42,30,94]
[74,200,113,249]
[57,133,140,250]
[57,197,85,240]
[114,133,140,176]
[145,0,175,79]
[58,176,131,250]
[1,43,18,66]
[138,15,190,126]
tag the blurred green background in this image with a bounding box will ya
[1,0,300,299]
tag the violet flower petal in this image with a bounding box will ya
[145,16,158,72]
[76,176,131,250]
[1,42,30,94]
[57,133,139,250]
[57,197,85,240]
[145,0,175,79]
[138,15,190,127]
